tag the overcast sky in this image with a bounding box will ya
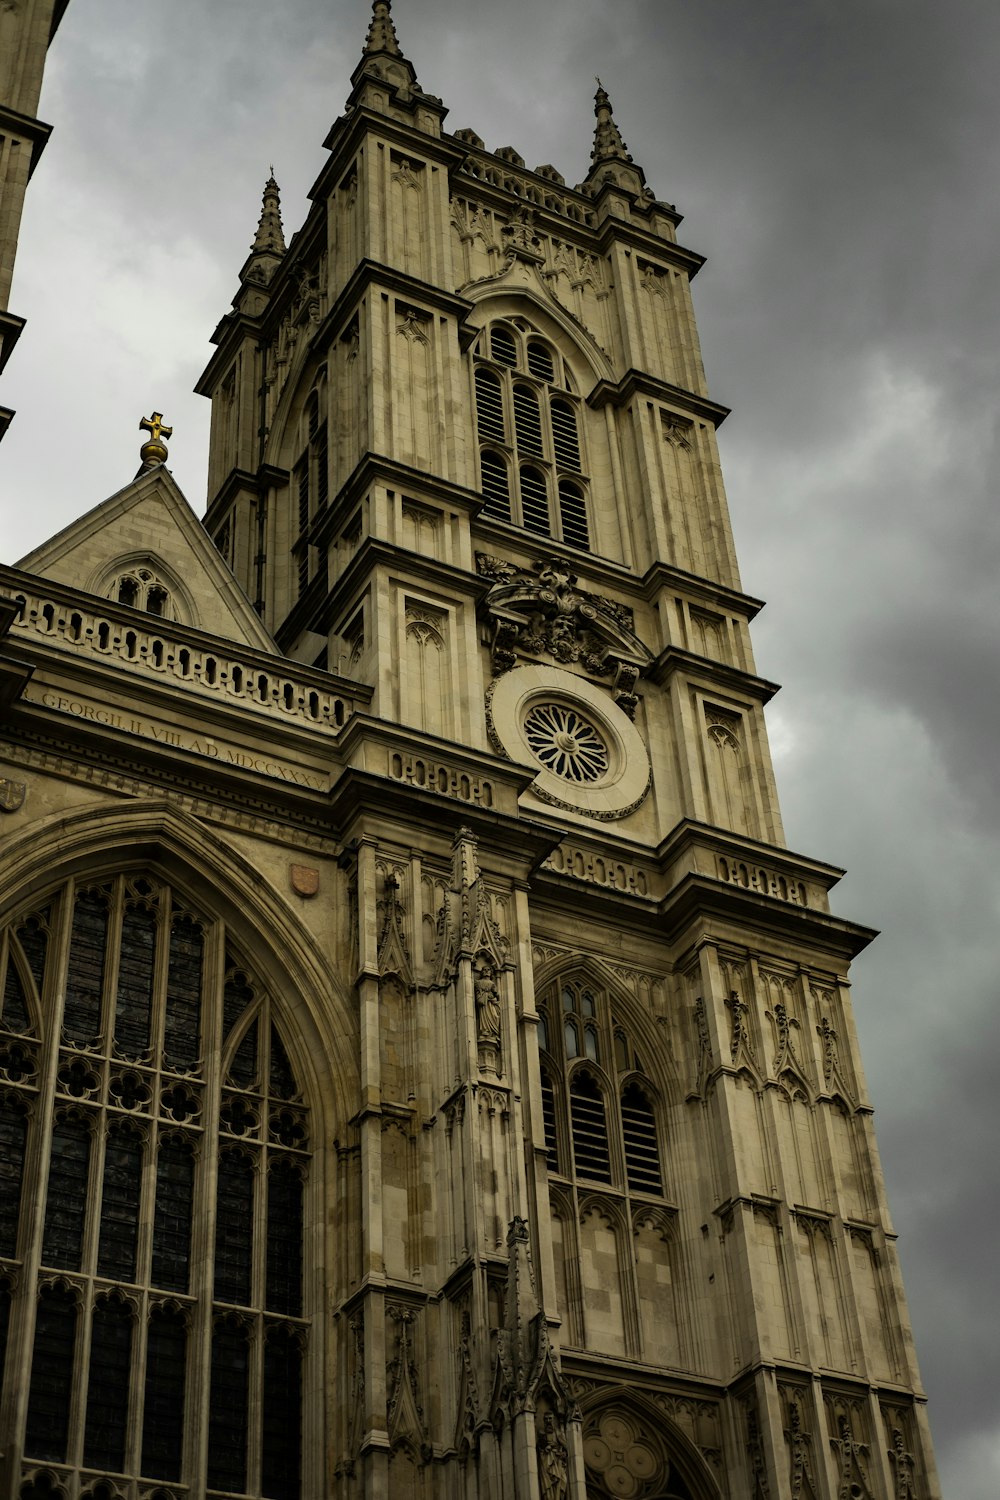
[3,2,998,1493]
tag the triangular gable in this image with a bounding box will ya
[16,464,276,653]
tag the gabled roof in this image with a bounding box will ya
[16,463,276,652]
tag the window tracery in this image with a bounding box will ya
[538,976,665,1200]
[474,320,591,550]
[109,567,173,619]
[0,876,310,1499]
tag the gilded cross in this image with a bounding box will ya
[140,412,172,444]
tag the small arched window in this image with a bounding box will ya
[110,566,173,619]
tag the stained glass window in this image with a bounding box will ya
[164,914,203,1070]
[2,952,31,1033]
[0,1092,27,1257]
[208,1315,250,1493]
[215,1147,255,1306]
[1,877,310,1497]
[262,1325,303,1500]
[83,1294,133,1470]
[97,1121,144,1281]
[151,1135,195,1293]
[142,1304,187,1481]
[114,902,157,1058]
[64,888,109,1043]
[25,1283,77,1461]
[267,1158,304,1316]
[42,1112,91,1270]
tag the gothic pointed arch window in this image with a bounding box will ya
[0,875,312,1499]
[293,371,329,598]
[537,975,666,1202]
[537,973,684,1365]
[473,319,591,549]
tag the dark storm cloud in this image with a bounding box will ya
[2,2,998,1492]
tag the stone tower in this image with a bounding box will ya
[0,0,71,439]
[0,4,938,1498]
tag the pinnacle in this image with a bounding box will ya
[591,78,632,165]
[364,0,402,58]
[251,170,286,258]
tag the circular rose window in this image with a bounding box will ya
[486,664,651,822]
[523,703,610,783]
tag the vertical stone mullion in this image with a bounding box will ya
[2,881,73,1466]
[187,914,226,1492]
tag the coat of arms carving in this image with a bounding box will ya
[0,778,26,813]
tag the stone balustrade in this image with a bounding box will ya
[9,587,361,733]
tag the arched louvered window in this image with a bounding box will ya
[540,1066,559,1171]
[551,399,581,471]
[621,1082,664,1194]
[559,481,590,551]
[0,877,311,1497]
[527,340,555,382]
[475,368,506,443]
[538,975,667,1203]
[520,465,551,535]
[513,384,545,457]
[569,1072,612,1183]
[473,321,592,549]
[490,324,518,366]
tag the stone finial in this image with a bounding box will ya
[251,170,286,258]
[591,78,632,165]
[139,411,171,469]
[364,0,402,58]
[240,170,286,289]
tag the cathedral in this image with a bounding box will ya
[0,3,939,1498]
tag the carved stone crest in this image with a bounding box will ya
[476,554,650,717]
[289,864,319,898]
[0,778,26,813]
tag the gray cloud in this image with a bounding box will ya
[3,2,998,1491]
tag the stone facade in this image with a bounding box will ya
[0,0,71,439]
[0,4,939,1498]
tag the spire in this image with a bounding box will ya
[252,170,286,258]
[591,79,632,166]
[364,0,402,58]
[240,171,286,289]
[583,78,649,200]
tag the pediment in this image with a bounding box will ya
[16,465,276,652]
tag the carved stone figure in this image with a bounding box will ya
[475,962,502,1048]
[538,1413,569,1500]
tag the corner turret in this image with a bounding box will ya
[344,0,445,133]
[582,80,649,201]
[239,171,286,289]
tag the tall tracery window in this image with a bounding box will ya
[538,975,664,1200]
[473,320,592,550]
[0,876,310,1499]
[293,378,329,598]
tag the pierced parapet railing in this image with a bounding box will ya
[717,855,809,907]
[9,587,362,733]
[543,843,652,897]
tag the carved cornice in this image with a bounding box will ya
[310,449,485,554]
[0,103,53,176]
[650,646,780,706]
[587,367,730,427]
